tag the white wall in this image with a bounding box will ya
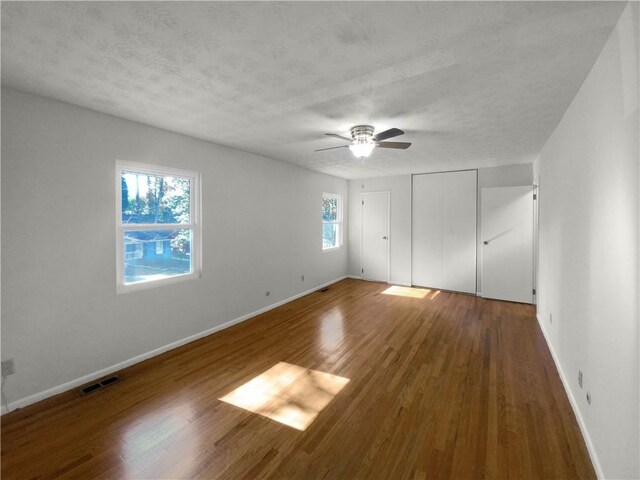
[1,88,348,408]
[348,164,532,289]
[535,4,639,478]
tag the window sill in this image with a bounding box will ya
[322,246,342,253]
[116,271,201,294]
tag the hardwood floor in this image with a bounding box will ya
[1,279,594,479]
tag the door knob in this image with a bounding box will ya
[383,236,388,240]
[483,241,489,245]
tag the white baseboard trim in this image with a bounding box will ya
[536,314,604,479]
[345,276,412,287]
[1,276,348,416]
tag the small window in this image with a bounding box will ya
[116,161,201,293]
[322,193,342,250]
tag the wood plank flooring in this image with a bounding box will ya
[1,279,594,479]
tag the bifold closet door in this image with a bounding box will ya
[412,170,477,293]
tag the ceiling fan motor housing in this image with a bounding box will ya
[350,125,375,143]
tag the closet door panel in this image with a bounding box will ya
[442,171,477,293]
[412,170,477,293]
[412,174,443,288]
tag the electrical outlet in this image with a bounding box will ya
[586,391,591,405]
[301,275,305,282]
[265,291,270,297]
[549,313,553,324]
[578,370,583,388]
[1,359,15,377]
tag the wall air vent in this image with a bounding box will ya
[79,375,120,395]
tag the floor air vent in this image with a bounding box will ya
[319,287,329,292]
[79,375,120,395]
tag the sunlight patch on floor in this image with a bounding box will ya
[382,285,431,298]
[219,362,349,431]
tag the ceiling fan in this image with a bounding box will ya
[315,125,412,158]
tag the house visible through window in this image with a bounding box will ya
[322,193,342,250]
[116,161,201,292]
[125,242,143,260]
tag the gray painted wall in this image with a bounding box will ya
[536,4,639,478]
[1,88,348,406]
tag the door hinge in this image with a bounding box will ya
[533,193,537,200]
[362,200,364,205]
[361,268,364,274]
[533,288,536,295]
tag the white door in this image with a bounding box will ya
[362,192,390,282]
[412,171,477,293]
[481,186,534,303]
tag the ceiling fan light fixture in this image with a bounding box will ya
[348,125,376,158]
[349,141,375,158]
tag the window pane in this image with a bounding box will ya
[121,172,190,224]
[123,229,192,284]
[322,197,338,222]
[322,223,338,249]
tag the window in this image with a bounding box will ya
[116,161,201,293]
[322,193,342,250]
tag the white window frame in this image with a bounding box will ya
[116,160,202,294]
[322,192,343,251]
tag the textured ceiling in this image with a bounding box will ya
[1,2,626,179]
